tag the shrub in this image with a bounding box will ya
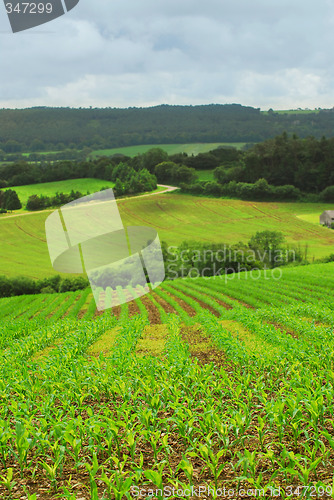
[203,181,222,196]
[10,276,36,296]
[40,286,56,294]
[59,276,89,293]
[0,276,13,298]
[320,186,334,202]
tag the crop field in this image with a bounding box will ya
[90,143,247,158]
[1,194,334,279]
[0,262,333,499]
[9,179,115,207]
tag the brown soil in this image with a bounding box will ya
[128,300,140,317]
[181,325,231,369]
[46,295,70,319]
[164,290,197,317]
[171,287,221,317]
[151,292,176,314]
[267,320,299,338]
[141,296,161,324]
[78,309,87,319]
[111,305,121,319]
[61,294,81,318]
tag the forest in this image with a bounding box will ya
[0,104,333,152]
[179,134,334,200]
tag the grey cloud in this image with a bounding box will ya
[0,0,333,109]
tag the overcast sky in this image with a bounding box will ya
[0,0,333,110]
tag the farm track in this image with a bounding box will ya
[14,220,46,242]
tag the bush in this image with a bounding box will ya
[10,276,36,296]
[320,186,334,202]
[0,276,13,298]
[36,275,62,293]
[0,274,89,298]
[59,276,89,293]
[26,194,45,211]
[179,182,205,195]
[203,181,222,196]
[40,286,56,294]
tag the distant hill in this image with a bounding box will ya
[0,104,333,152]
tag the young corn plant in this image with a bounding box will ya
[0,467,16,496]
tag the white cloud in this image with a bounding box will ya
[0,0,333,109]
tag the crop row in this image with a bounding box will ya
[1,303,334,497]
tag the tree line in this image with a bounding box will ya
[2,134,334,207]
[0,104,333,152]
[0,275,89,298]
[0,148,193,192]
[180,134,334,201]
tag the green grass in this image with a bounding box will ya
[1,194,334,279]
[10,178,115,207]
[90,143,246,158]
[21,150,64,156]
[117,196,334,258]
[196,170,215,181]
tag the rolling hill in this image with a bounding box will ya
[1,192,334,279]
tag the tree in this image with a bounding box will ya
[139,148,168,173]
[114,178,124,197]
[253,178,271,199]
[154,162,177,183]
[26,195,44,211]
[248,231,285,267]
[3,189,21,211]
[320,186,334,202]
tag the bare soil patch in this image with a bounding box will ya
[141,295,161,324]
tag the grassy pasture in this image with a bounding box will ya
[1,194,334,279]
[90,142,247,158]
[9,178,115,207]
[196,169,215,181]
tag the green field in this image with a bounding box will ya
[1,262,334,497]
[90,143,247,158]
[261,108,320,115]
[10,178,115,207]
[196,169,215,181]
[1,193,334,279]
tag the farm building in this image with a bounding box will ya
[320,210,334,227]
